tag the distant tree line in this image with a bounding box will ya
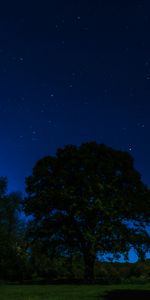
[0,142,150,283]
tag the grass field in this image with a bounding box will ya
[0,284,150,300]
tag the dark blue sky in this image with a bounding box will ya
[0,0,150,194]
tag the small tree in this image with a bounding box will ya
[0,177,28,281]
[24,142,150,282]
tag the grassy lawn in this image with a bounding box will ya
[0,284,150,300]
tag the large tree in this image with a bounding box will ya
[24,142,150,282]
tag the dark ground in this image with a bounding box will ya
[104,290,150,300]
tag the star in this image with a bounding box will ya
[137,123,145,128]
[128,145,133,152]
[144,61,149,67]
[146,75,150,80]
[32,130,37,136]
[18,57,24,62]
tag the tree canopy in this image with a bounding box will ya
[24,142,150,282]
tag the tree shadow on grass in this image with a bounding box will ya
[103,290,150,300]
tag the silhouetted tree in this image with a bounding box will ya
[0,177,28,281]
[24,142,150,282]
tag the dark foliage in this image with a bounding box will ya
[0,177,30,281]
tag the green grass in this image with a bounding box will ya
[0,284,150,300]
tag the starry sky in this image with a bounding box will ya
[0,0,150,194]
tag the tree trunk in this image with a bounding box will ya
[83,253,95,283]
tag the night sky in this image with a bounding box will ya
[0,0,150,195]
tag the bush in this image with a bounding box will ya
[95,260,150,284]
